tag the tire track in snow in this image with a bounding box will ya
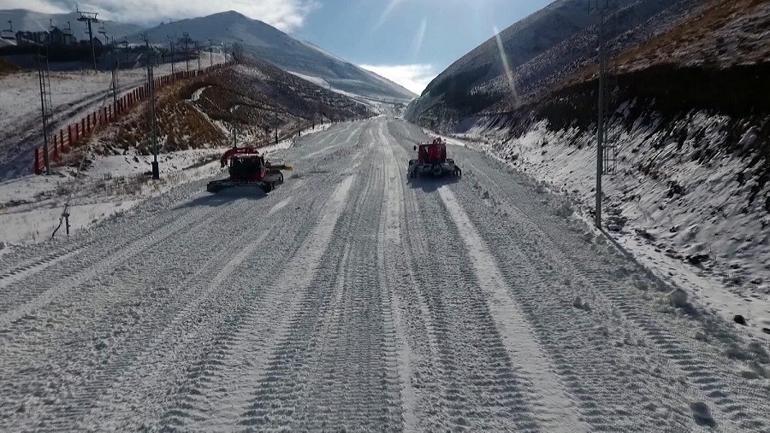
[0,197,266,431]
[0,245,85,291]
[461,156,769,431]
[152,205,331,431]
[394,118,680,431]
[405,190,542,432]
[391,123,697,431]
[378,121,420,432]
[387,134,448,433]
[0,194,206,290]
[102,137,367,431]
[446,170,694,432]
[236,122,403,432]
[267,196,292,215]
[146,174,356,432]
[0,203,224,328]
[86,170,349,431]
[437,186,587,433]
[234,174,358,430]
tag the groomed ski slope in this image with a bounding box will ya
[0,117,768,432]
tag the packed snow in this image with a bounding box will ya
[0,118,767,432]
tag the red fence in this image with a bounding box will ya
[34,61,235,174]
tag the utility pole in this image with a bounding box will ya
[167,35,175,74]
[592,0,609,229]
[209,39,214,67]
[196,41,201,71]
[144,36,159,179]
[36,51,53,175]
[182,32,190,72]
[77,8,99,72]
[111,56,119,107]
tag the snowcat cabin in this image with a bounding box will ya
[229,155,266,182]
[414,138,448,164]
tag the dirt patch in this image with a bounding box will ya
[0,58,20,76]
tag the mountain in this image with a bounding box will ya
[0,9,145,42]
[405,0,770,316]
[132,11,415,103]
[405,0,701,127]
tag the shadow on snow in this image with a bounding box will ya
[177,187,268,209]
[406,175,461,193]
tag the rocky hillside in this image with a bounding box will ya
[405,0,704,126]
[87,57,372,158]
[433,0,770,330]
[134,11,415,103]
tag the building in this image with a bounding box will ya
[14,27,80,47]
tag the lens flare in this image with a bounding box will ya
[493,26,520,108]
[411,18,427,58]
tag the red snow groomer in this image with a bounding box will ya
[207,147,291,194]
[407,137,462,179]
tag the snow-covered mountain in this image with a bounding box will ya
[133,11,415,103]
[0,9,145,42]
[408,0,770,333]
[405,0,700,126]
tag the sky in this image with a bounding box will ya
[2,0,554,94]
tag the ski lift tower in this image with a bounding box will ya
[77,8,99,71]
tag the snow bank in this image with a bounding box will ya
[449,112,770,339]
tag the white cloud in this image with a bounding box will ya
[2,0,67,14]
[9,0,318,31]
[361,64,436,95]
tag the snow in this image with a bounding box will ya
[0,121,333,247]
[438,185,587,432]
[0,52,229,178]
[452,112,770,340]
[0,148,224,245]
[0,118,768,431]
[189,85,211,102]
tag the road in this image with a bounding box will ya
[0,117,767,432]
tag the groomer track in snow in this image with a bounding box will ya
[0,118,768,432]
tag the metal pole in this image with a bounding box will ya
[111,55,119,108]
[87,20,96,71]
[595,6,606,229]
[37,53,50,175]
[146,40,159,179]
[183,33,189,72]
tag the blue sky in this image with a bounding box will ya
[8,0,553,94]
[297,0,553,93]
